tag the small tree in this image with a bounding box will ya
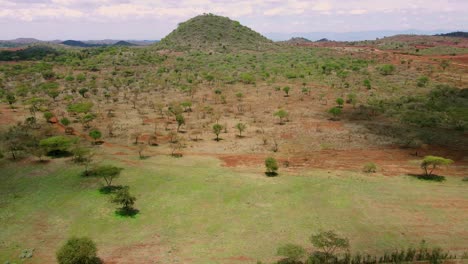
[175,114,185,133]
[265,157,278,176]
[277,244,306,263]
[6,93,16,108]
[78,88,89,98]
[72,146,94,176]
[235,123,247,137]
[283,86,291,97]
[328,107,342,120]
[212,123,223,141]
[274,109,288,124]
[336,98,344,108]
[310,230,349,262]
[56,237,99,264]
[89,129,102,144]
[90,165,123,187]
[111,186,136,215]
[420,156,453,177]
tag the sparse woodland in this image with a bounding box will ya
[0,14,467,264]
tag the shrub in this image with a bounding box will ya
[265,157,278,176]
[378,64,395,75]
[363,162,377,173]
[277,244,306,263]
[56,237,100,264]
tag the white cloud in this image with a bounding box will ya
[349,9,368,15]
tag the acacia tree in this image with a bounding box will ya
[90,165,123,187]
[310,230,349,262]
[212,123,223,141]
[235,122,247,137]
[111,186,136,215]
[420,156,453,177]
[274,109,288,124]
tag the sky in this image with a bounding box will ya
[0,0,467,40]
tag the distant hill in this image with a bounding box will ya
[281,37,312,45]
[158,13,273,52]
[435,31,468,38]
[61,40,104,47]
[113,41,136,46]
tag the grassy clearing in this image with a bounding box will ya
[0,156,467,263]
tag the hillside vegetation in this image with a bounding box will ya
[158,13,274,52]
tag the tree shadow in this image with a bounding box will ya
[99,185,124,194]
[170,153,183,158]
[46,150,73,158]
[115,207,139,218]
[265,172,278,177]
[408,173,446,182]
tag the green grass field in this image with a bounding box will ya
[1,155,467,263]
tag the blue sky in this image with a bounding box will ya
[0,0,467,40]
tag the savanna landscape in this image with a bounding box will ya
[0,12,467,264]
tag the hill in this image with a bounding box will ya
[280,37,312,45]
[435,31,468,38]
[158,13,273,52]
[113,41,136,46]
[61,40,105,47]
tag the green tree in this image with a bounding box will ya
[78,88,89,98]
[277,244,306,263]
[274,109,288,124]
[283,86,291,96]
[212,123,223,141]
[336,98,344,108]
[310,230,349,261]
[89,129,102,144]
[6,93,16,108]
[265,157,278,176]
[71,146,94,176]
[111,186,136,213]
[2,125,31,159]
[328,107,342,120]
[56,237,100,264]
[235,122,247,137]
[90,165,123,187]
[421,156,453,177]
